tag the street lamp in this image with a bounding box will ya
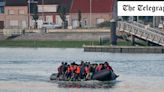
[42,0,44,22]
[89,0,92,28]
[28,0,31,29]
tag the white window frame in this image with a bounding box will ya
[8,10,15,15]
[9,20,18,26]
[19,9,25,15]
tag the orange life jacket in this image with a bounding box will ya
[73,65,77,70]
[75,66,80,74]
[67,66,71,72]
[70,65,74,71]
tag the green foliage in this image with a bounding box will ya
[78,9,82,28]
[32,3,38,29]
[97,21,110,28]
[32,3,38,21]
[58,5,67,22]
[57,5,68,29]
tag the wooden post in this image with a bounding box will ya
[110,19,117,45]
[131,35,135,46]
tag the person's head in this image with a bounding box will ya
[72,62,76,65]
[104,62,109,66]
[61,62,64,65]
[81,61,84,64]
[104,62,108,64]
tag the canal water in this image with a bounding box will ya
[0,48,164,92]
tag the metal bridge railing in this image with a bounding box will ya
[118,21,164,46]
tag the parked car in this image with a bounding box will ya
[158,24,163,29]
[42,22,62,29]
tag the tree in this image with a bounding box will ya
[58,5,68,29]
[78,9,82,28]
[32,3,38,29]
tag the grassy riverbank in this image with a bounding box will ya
[0,40,100,48]
[0,40,134,48]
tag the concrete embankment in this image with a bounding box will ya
[12,29,111,41]
[83,45,164,53]
[0,30,5,40]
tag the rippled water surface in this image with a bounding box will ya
[0,48,164,92]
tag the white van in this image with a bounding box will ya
[42,22,61,29]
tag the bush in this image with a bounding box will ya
[97,21,110,28]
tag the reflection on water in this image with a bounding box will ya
[51,80,118,88]
[0,48,164,92]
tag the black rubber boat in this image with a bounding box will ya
[50,69,118,81]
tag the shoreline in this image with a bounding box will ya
[0,40,134,48]
[0,40,99,48]
[83,45,164,53]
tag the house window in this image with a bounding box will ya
[8,10,15,15]
[82,18,88,28]
[72,19,78,28]
[38,5,57,13]
[83,18,88,26]
[96,18,105,24]
[9,20,18,26]
[19,10,25,15]
[56,15,62,26]
[46,15,53,23]
[21,20,27,28]
[0,6,4,13]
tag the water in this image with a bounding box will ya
[0,48,164,92]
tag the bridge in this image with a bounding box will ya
[117,21,164,46]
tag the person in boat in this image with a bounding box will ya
[65,64,71,79]
[84,64,89,80]
[75,65,81,80]
[80,61,85,79]
[63,62,68,77]
[85,62,94,80]
[95,63,102,72]
[89,64,96,79]
[56,61,116,81]
[101,63,106,70]
[69,62,78,80]
[104,62,113,71]
[57,62,64,79]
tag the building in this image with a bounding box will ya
[70,0,113,28]
[33,0,72,28]
[5,0,28,29]
[0,0,5,29]
[2,0,113,29]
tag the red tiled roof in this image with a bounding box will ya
[6,0,27,6]
[70,0,113,13]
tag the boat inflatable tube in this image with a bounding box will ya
[50,69,118,81]
[92,69,117,81]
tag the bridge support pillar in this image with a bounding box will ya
[131,35,135,46]
[110,19,117,45]
[146,41,151,46]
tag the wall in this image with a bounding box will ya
[4,6,28,29]
[0,14,4,29]
[70,13,112,28]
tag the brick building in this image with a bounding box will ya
[5,0,28,29]
[70,0,113,28]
